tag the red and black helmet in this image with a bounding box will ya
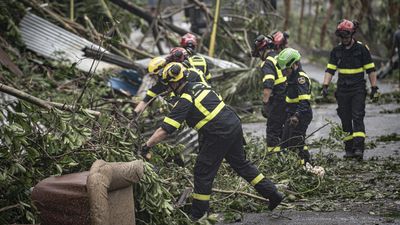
[251,35,274,57]
[180,33,197,50]
[272,31,289,49]
[335,19,356,37]
[166,47,189,63]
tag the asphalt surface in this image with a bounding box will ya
[234,63,400,225]
[217,210,400,225]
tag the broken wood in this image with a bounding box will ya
[0,47,23,77]
[0,82,101,117]
[83,47,142,71]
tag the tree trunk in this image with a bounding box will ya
[319,0,334,48]
[308,0,320,44]
[283,0,291,31]
[109,0,188,36]
[298,0,305,43]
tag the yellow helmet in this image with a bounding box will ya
[162,62,185,83]
[148,57,166,74]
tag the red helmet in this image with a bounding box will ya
[272,31,288,49]
[336,19,355,36]
[251,35,274,57]
[166,47,189,63]
[180,33,197,50]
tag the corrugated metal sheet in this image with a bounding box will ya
[19,13,116,73]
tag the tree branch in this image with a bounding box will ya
[0,82,101,117]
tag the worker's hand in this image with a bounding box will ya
[288,115,299,127]
[370,86,380,102]
[132,110,139,119]
[139,144,152,161]
[261,102,270,118]
[321,84,329,98]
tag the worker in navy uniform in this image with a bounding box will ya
[322,19,378,160]
[277,48,313,165]
[251,32,288,153]
[133,53,209,115]
[140,62,283,220]
[180,33,212,81]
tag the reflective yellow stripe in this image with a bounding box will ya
[194,102,225,130]
[327,63,337,70]
[181,93,193,103]
[194,90,211,116]
[274,76,287,85]
[263,74,275,82]
[353,132,366,138]
[163,117,181,129]
[267,146,281,152]
[286,94,311,103]
[363,63,375,70]
[343,134,353,141]
[303,146,309,151]
[146,90,157,98]
[299,94,311,100]
[338,68,364,74]
[250,174,265,186]
[205,73,212,80]
[299,159,305,165]
[192,193,210,201]
[267,56,277,64]
[286,96,298,103]
[267,56,286,85]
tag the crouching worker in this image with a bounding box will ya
[277,48,313,165]
[139,62,283,220]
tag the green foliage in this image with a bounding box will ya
[379,91,400,104]
[0,0,25,47]
[376,133,400,142]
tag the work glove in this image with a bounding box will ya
[321,84,329,98]
[288,114,299,127]
[261,102,270,118]
[139,144,152,161]
[370,86,380,102]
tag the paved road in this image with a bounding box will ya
[217,210,400,225]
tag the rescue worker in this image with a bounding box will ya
[277,48,313,165]
[322,19,378,160]
[180,33,212,80]
[166,47,210,84]
[133,54,209,115]
[140,62,283,220]
[390,25,400,72]
[271,31,290,52]
[251,34,287,153]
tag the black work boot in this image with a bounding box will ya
[343,141,355,159]
[353,149,364,160]
[343,150,355,159]
[268,191,284,211]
